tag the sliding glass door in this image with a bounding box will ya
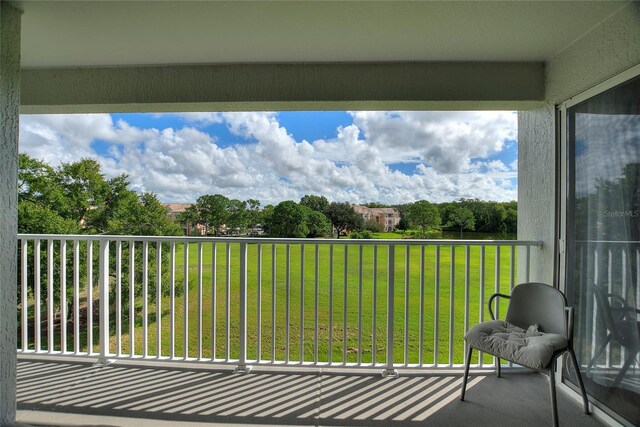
[563,72,640,424]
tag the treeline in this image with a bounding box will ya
[18,154,516,239]
[180,194,364,238]
[396,199,517,237]
[182,194,517,239]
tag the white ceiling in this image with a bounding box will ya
[16,0,629,68]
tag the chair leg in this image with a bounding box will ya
[549,364,559,427]
[496,356,501,378]
[612,350,638,387]
[586,334,612,377]
[569,347,590,414]
[460,346,473,401]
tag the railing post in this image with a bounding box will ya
[381,243,398,378]
[235,242,251,374]
[95,239,111,367]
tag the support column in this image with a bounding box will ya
[0,2,21,425]
[517,106,556,285]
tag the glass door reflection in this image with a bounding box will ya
[565,75,640,424]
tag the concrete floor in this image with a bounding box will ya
[16,356,602,427]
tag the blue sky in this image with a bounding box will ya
[19,111,518,205]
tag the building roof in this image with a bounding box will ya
[353,205,399,216]
[164,203,192,214]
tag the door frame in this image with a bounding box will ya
[557,63,640,426]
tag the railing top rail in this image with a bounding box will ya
[17,233,542,247]
[575,240,640,244]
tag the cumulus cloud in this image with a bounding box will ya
[177,112,224,126]
[350,111,516,174]
[18,111,518,205]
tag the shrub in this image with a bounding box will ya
[350,230,374,239]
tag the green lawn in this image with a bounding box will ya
[112,240,519,366]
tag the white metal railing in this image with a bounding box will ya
[575,240,640,373]
[17,234,541,373]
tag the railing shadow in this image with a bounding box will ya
[17,357,604,426]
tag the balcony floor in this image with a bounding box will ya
[16,355,601,427]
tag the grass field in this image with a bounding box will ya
[112,239,520,365]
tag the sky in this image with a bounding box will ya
[18,111,518,205]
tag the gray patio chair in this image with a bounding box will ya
[459,282,590,427]
[587,283,640,387]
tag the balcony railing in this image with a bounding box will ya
[574,240,640,377]
[17,234,541,374]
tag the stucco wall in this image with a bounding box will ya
[517,106,556,285]
[518,2,639,287]
[546,1,640,103]
[0,3,21,424]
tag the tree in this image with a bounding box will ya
[89,174,137,233]
[193,194,230,235]
[226,199,248,235]
[245,199,261,230]
[19,154,189,238]
[304,207,332,238]
[299,194,329,213]
[363,219,384,233]
[441,199,517,234]
[445,207,475,238]
[504,206,517,233]
[260,204,275,235]
[18,201,79,234]
[178,206,200,235]
[396,217,410,232]
[407,200,441,236]
[325,202,364,238]
[364,202,388,208]
[129,193,182,236]
[18,154,63,210]
[56,158,109,225]
[269,201,309,238]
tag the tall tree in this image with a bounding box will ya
[260,204,275,235]
[269,201,309,238]
[193,194,230,235]
[89,174,136,233]
[126,193,182,236]
[303,207,332,238]
[445,207,475,238]
[245,198,261,230]
[300,194,329,214]
[18,154,77,234]
[504,206,517,233]
[325,202,364,238]
[226,199,248,235]
[407,200,441,236]
[56,158,109,225]
[18,154,62,210]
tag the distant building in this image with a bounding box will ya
[352,205,401,232]
[163,203,206,236]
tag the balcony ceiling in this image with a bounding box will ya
[16,0,628,68]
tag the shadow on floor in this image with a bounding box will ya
[17,358,600,426]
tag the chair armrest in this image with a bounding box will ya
[607,294,640,319]
[488,293,511,320]
[611,306,640,319]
